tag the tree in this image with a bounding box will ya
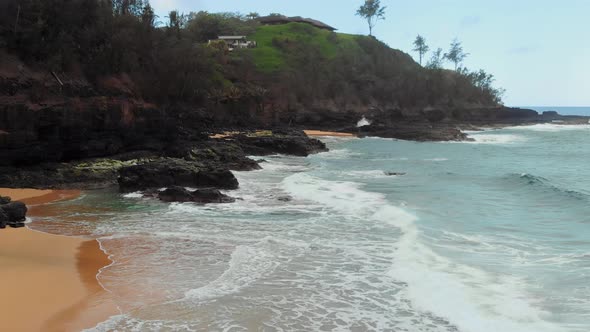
[356,0,386,36]
[167,10,186,38]
[412,35,429,66]
[246,12,259,20]
[141,2,156,28]
[444,39,469,70]
[426,48,444,69]
[113,0,145,16]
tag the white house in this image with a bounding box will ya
[210,36,257,51]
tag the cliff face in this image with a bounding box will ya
[0,49,546,169]
[0,53,180,166]
[0,99,171,166]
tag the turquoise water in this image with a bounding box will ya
[34,124,590,331]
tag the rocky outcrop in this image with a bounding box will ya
[0,153,156,189]
[165,140,261,171]
[158,186,235,204]
[225,129,328,156]
[0,99,178,167]
[0,197,28,229]
[118,159,239,192]
[356,124,469,142]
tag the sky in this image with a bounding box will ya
[150,0,590,106]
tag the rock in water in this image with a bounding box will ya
[384,172,406,176]
[191,189,236,204]
[158,186,194,203]
[118,159,239,192]
[277,195,293,202]
[158,186,235,204]
[1,202,27,223]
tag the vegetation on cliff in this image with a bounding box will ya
[0,0,504,114]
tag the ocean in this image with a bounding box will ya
[31,123,590,332]
[519,106,590,116]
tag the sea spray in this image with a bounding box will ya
[357,116,372,127]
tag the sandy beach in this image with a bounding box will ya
[0,189,117,332]
[303,130,356,137]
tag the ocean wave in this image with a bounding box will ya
[424,158,449,162]
[282,173,560,332]
[337,169,394,179]
[122,192,144,199]
[506,173,589,201]
[184,236,305,302]
[313,148,362,160]
[464,133,527,145]
[511,123,590,132]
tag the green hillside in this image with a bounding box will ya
[247,23,361,72]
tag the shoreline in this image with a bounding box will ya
[303,130,356,137]
[0,188,118,331]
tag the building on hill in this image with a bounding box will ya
[258,15,337,31]
[209,36,257,51]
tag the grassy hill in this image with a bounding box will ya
[236,22,502,115]
[247,23,363,72]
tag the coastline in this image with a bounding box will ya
[0,188,118,331]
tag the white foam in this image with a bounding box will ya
[122,192,143,198]
[283,173,379,216]
[184,236,300,302]
[357,116,372,127]
[83,314,127,331]
[83,315,197,332]
[424,158,449,162]
[511,123,590,132]
[314,148,361,160]
[341,170,392,179]
[465,133,527,145]
[282,173,560,332]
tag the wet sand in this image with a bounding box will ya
[0,188,118,331]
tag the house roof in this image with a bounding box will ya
[258,15,337,31]
[217,36,247,40]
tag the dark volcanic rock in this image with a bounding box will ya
[357,124,468,142]
[1,202,27,223]
[158,186,194,202]
[166,141,261,171]
[0,196,11,204]
[118,159,239,192]
[192,189,236,204]
[231,129,328,156]
[0,159,134,190]
[158,186,235,204]
[0,209,7,229]
[277,195,292,202]
[450,107,540,123]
